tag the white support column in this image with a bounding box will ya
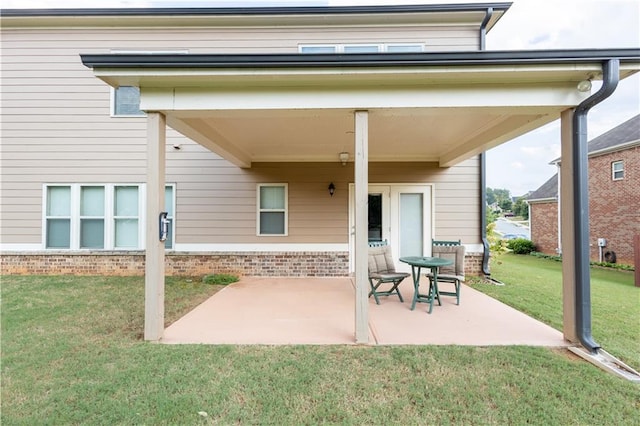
[145,112,166,341]
[560,108,578,343]
[354,110,369,344]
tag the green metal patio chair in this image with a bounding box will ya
[367,244,409,305]
[426,244,465,305]
[432,238,461,247]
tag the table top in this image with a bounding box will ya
[399,256,453,268]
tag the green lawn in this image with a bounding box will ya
[475,253,639,367]
[2,260,639,425]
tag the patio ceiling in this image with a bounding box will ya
[82,50,640,168]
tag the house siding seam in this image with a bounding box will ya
[0,251,484,277]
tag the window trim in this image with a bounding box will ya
[256,183,288,237]
[611,160,624,181]
[42,183,175,250]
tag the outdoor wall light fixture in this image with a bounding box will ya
[577,79,592,92]
[328,182,336,197]
[339,152,349,166]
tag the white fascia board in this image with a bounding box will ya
[588,140,640,158]
[526,197,557,204]
[165,84,587,111]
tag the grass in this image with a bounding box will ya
[2,265,639,425]
[474,253,639,367]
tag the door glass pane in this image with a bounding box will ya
[46,219,70,248]
[114,186,138,216]
[368,194,383,242]
[47,186,71,216]
[115,219,138,248]
[81,186,104,216]
[260,186,284,209]
[80,219,104,248]
[260,212,285,235]
[400,193,423,257]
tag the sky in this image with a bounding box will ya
[4,0,639,196]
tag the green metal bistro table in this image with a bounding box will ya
[399,256,454,314]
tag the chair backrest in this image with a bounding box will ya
[432,239,461,247]
[431,244,465,277]
[368,244,396,274]
[368,240,388,248]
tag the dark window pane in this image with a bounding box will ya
[46,219,70,248]
[260,212,285,235]
[368,194,382,242]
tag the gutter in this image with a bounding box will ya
[0,3,513,17]
[479,7,493,275]
[572,59,619,353]
[79,48,640,69]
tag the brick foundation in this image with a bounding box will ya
[1,251,485,277]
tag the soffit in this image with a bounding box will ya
[82,51,640,168]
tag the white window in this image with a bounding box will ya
[113,186,140,248]
[80,186,105,249]
[612,161,624,180]
[299,45,337,54]
[112,86,144,117]
[43,184,175,250]
[299,43,424,53]
[386,44,425,52]
[343,44,379,53]
[45,186,72,249]
[257,184,288,236]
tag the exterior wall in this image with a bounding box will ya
[529,201,559,255]
[2,24,481,249]
[0,251,484,277]
[528,146,639,265]
[588,147,639,264]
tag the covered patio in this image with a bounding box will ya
[162,277,566,346]
[81,49,640,346]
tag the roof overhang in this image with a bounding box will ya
[81,49,640,168]
[1,3,510,29]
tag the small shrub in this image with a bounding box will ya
[529,251,634,271]
[506,238,535,255]
[202,273,239,285]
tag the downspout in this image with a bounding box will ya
[479,7,493,275]
[572,59,619,353]
[479,7,493,51]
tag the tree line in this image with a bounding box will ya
[486,187,529,220]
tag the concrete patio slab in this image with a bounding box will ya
[162,276,568,347]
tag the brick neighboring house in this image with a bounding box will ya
[527,114,640,265]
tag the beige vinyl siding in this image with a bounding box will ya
[1,25,478,54]
[1,24,480,246]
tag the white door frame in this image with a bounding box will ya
[348,183,435,273]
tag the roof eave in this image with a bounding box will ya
[0,3,511,28]
[80,49,640,69]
